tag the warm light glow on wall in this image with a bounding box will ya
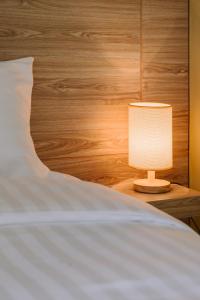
[128,102,173,171]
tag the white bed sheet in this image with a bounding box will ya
[0,171,200,300]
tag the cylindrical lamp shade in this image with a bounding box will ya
[129,102,173,171]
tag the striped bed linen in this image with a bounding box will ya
[0,172,200,299]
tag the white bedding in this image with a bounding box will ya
[0,171,200,300]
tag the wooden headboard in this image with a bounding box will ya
[0,0,188,186]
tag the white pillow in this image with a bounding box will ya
[0,57,49,177]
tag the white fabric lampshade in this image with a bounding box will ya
[128,102,173,171]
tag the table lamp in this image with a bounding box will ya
[128,102,173,194]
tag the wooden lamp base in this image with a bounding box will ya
[134,171,171,194]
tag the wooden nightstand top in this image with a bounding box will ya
[112,179,200,219]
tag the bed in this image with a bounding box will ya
[0,172,200,300]
[0,52,198,300]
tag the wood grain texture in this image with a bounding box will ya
[142,0,189,186]
[0,0,188,186]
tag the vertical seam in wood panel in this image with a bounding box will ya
[140,0,143,101]
[188,0,190,187]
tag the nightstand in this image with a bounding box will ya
[112,179,200,222]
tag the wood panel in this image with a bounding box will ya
[0,0,188,186]
[142,0,189,185]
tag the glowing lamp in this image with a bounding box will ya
[128,102,173,193]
